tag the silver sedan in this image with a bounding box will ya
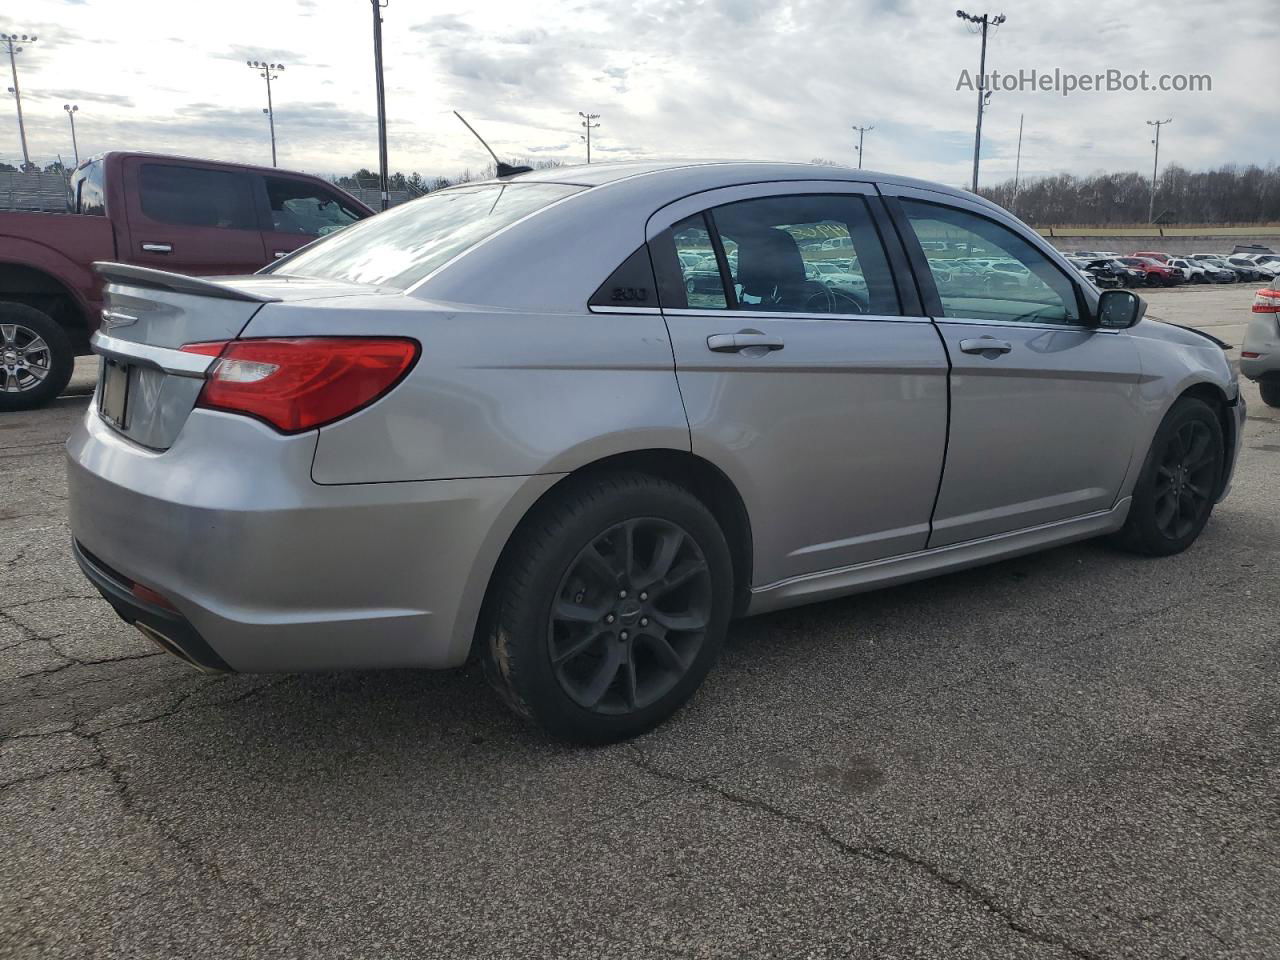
[67,160,1245,742]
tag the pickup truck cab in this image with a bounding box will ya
[0,151,374,410]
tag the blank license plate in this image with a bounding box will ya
[100,360,130,427]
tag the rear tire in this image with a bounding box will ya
[1260,380,1280,409]
[1111,397,1223,556]
[0,302,75,412]
[483,472,734,744]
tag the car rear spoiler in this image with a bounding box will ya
[93,262,280,303]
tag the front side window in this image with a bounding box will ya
[271,182,583,290]
[901,199,1082,325]
[264,177,363,237]
[138,164,256,230]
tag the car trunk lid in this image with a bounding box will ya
[89,263,372,450]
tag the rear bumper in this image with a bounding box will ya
[74,540,232,672]
[66,407,559,672]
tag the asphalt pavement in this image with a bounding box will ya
[3,285,1278,959]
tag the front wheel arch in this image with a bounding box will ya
[1174,382,1235,500]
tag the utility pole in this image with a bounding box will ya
[579,111,600,163]
[246,60,285,167]
[1146,117,1172,224]
[371,0,390,211]
[852,124,874,170]
[956,10,1005,193]
[1012,112,1023,214]
[63,103,79,167]
[2,33,35,172]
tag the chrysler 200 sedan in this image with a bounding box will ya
[67,161,1244,743]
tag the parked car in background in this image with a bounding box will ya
[1238,255,1280,279]
[1067,257,1122,289]
[1118,256,1181,286]
[0,151,373,410]
[1166,258,1208,284]
[1226,256,1270,281]
[1132,251,1174,264]
[1242,286,1280,407]
[1190,255,1246,281]
[67,160,1244,743]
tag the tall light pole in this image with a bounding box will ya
[246,60,284,167]
[956,10,1005,193]
[63,103,79,167]
[1146,117,1172,224]
[370,0,390,211]
[2,33,35,172]
[579,111,600,163]
[852,124,874,170]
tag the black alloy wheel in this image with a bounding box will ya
[548,517,713,715]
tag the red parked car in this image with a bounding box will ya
[1117,256,1183,288]
[0,151,374,410]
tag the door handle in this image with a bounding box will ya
[273,250,288,259]
[959,336,1012,355]
[141,242,172,254]
[707,332,785,353]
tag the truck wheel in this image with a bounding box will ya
[1260,381,1280,409]
[0,303,75,412]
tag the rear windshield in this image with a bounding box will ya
[269,182,584,289]
[68,159,106,216]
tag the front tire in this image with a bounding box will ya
[1112,397,1223,556]
[1260,380,1280,409]
[0,302,74,412]
[483,472,734,743]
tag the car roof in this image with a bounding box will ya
[481,158,998,213]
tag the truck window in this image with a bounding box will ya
[70,160,106,216]
[264,177,363,238]
[138,163,256,230]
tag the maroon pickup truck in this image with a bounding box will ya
[0,151,374,410]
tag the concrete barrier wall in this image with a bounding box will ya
[1037,227,1280,257]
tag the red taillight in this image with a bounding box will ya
[1252,289,1280,314]
[180,337,419,433]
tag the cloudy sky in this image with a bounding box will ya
[5,0,1276,188]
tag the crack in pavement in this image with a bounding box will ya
[2,680,293,910]
[8,646,164,681]
[626,745,1105,960]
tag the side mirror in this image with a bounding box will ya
[1096,289,1145,329]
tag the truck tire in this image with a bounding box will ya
[0,302,75,412]
[1260,380,1280,409]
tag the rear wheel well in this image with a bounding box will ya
[472,449,754,661]
[0,264,89,352]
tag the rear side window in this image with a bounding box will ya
[272,182,584,290]
[70,160,106,216]
[713,195,900,315]
[264,177,364,238]
[652,194,901,315]
[138,164,256,230]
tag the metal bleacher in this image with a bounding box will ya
[0,171,70,213]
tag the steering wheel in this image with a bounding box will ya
[803,286,868,315]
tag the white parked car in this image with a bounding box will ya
[1166,258,1206,284]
